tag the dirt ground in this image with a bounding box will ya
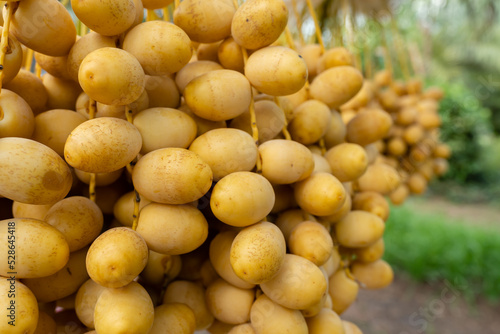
[342,272,500,334]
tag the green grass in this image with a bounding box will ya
[383,202,500,301]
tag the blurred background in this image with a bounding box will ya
[288,0,500,333]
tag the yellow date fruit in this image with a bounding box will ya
[44,196,103,252]
[75,278,106,328]
[185,69,251,121]
[137,203,208,255]
[78,47,145,106]
[231,0,288,50]
[310,66,364,109]
[71,0,136,36]
[0,277,38,334]
[64,117,142,173]
[163,280,214,330]
[189,128,258,181]
[260,254,327,310]
[32,109,86,157]
[211,172,275,227]
[0,138,72,205]
[86,227,148,288]
[250,294,308,334]
[149,303,196,334]
[334,211,385,248]
[259,139,314,184]
[94,281,154,334]
[123,21,192,75]
[205,278,255,324]
[174,0,235,43]
[0,218,69,278]
[10,0,76,56]
[294,172,347,216]
[230,221,286,284]
[22,247,89,303]
[132,148,213,205]
[210,231,256,290]
[288,221,333,266]
[245,46,307,96]
[0,89,35,139]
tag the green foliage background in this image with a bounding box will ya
[414,0,500,197]
[301,0,500,196]
[384,202,500,300]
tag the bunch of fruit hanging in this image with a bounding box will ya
[0,0,450,333]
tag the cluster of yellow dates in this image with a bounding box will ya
[0,0,450,333]
[372,72,450,201]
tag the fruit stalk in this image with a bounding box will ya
[306,0,325,53]
[89,173,96,202]
[125,105,141,230]
[291,0,305,46]
[24,48,34,71]
[235,20,261,171]
[131,190,140,231]
[88,98,97,202]
[391,16,411,81]
[380,25,393,76]
[274,96,292,140]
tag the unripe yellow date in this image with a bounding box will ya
[78,48,145,106]
[10,0,76,56]
[206,278,255,324]
[23,247,89,303]
[132,148,213,205]
[86,227,148,288]
[260,254,328,310]
[0,218,69,278]
[137,203,208,255]
[259,139,314,184]
[250,294,308,334]
[174,0,235,43]
[44,196,103,252]
[230,222,286,284]
[71,0,136,36]
[149,303,196,334]
[310,66,364,109]
[185,69,252,121]
[231,0,288,50]
[294,172,347,216]
[211,172,275,227]
[123,21,192,75]
[0,138,72,205]
[94,282,154,334]
[32,109,86,157]
[245,46,307,96]
[64,117,142,173]
[0,89,35,139]
[334,211,385,248]
[0,277,38,334]
[189,128,258,181]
